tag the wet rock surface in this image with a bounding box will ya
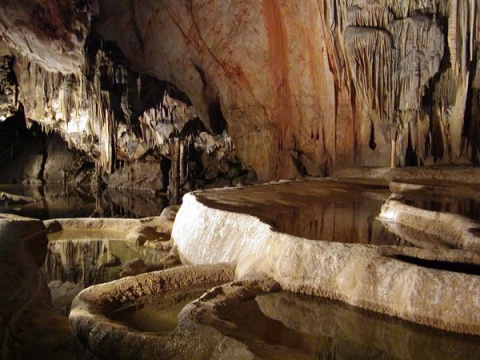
[213,283,480,360]
[68,272,480,359]
[0,214,94,359]
[70,264,237,360]
[172,176,480,335]
[43,207,180,315]
[3,174,480,359]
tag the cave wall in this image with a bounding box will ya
[0,0,479,183]
[0,18,253,193]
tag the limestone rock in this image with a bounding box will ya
[126,225,169,246]
[0,47,18,120]
[105,160,165,192]
[0,0,479,182]
[0,0,91,73]
[119,254,181,277]
[171,186,480,335]
[160,205,180,222]
[0,214,89,358]
[43,133,87,184]
[70,264,237,359]
[95,0,479,178]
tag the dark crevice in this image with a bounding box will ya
[405,125,418,166]
[179,117,207,138]
[194,65,208,88]
[160,156,171,192]
[130,74,165,124]
[164,82,192,106]
[290,151,308,177]
[208,100,228,134]
[74,161,95,177]
[6,55,18,87]
[469,227,480,236]
[193,65,228,134]
[368,121,376,150]
[38,136,50,186]
[391,255,480,276]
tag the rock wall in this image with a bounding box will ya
[0,214,93,358]
[0,43,17,121]
[96,0,480,179]
[0,0,479,182]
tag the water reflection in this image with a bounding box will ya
[198,180,406,245]
[100,188,168,218]
[111,290,208,334]
[216,291,480,360]
[0,184,168,219]
[403,189,480,222]
[271,202,405,245]
[44,231,169,315]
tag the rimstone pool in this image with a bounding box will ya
[1,176,480,359]
[67,177,480,359]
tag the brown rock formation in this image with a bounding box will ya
[0,0,478,182]
[0,214,90,359]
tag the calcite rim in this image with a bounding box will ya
[69,263,237,359]
[172,181,480,335]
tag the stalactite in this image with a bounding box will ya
[345,27,394,121]
[0,45,18,120]
[449,78,469,159]
[470,0,476,62]
[347,4,393,28]
[100,109,114,173]
[168,137,181,205]
[342,1,451,166]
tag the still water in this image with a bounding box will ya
[0,184,171,315]
[0,184,169,219]
[198,180,404,245]
[111,290,209,334]
[4,180,480,359]
[45,230,169,315]
[214,290,480,360]
[402,189,480,221]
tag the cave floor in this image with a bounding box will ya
[4,168,480,359]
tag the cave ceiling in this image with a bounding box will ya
[0,0,478,182]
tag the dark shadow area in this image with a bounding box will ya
[405,125,418,166]
[391,255,480,276]
[468,227,480,237]
[369,121,376,150]
[208,100,228,134]
[179,117,207,138]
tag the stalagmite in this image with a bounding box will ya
[169,137,181,205]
